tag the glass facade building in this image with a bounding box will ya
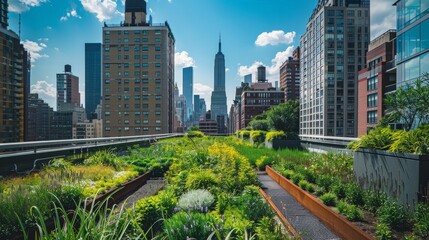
[183,66,193,122]
[395,0,429,85]
[85,43,102,119]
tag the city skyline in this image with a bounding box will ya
[8,0,395,110]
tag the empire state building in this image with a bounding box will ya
[210,36,227,129]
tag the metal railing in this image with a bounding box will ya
[299,134,359,147]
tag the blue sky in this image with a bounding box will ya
[8,0,396,110]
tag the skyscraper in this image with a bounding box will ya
[0,2,29,143]
[183,66,193,122]
[244,74,252,84]
[102,0,175,136]
[27,93,53,141]
[300,0,370,137]
[210,36,227,123]
[280,47,300,101]
[85,43,102,119]
[57,64,80,112]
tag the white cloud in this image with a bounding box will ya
[194,83,213,105]
[225,68,230,72]
[175,51,195,68]
[238,46,295,82]
[22,40,49,63]
[46,26,52,30]
[54,47,60,51]
[255,30,296,47]
[8,0,47,13]
[31,80,56,98]
[38,38,49,42]
[80,0,119,22]
[370,0,396,39]
[61,9,82,21]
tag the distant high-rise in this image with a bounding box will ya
[0,2,29,143]
[244,74,252,84]
[27,94,53,141]
[85,43,102,119]
[257,65,267,82]
[57,64,80,112]
[193,95,201,123]
[183,67,193,122]
[280,47,300,101]
[210,36,227,121]
[102,0,175,136]
[300,0,370,137]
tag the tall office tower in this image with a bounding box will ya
[280,47,300,101]
[210,37,227,121]
[27,93,53,141]
[57,64,80,112]
[174,83,187,132]
[357,30,396,136]
[244,74,252,84]
[199,98,206,119]
[102,0,175,136]
[193,95,201,124]
[394,1,429,86]
[257,65,267,82]
[85,43,102,119]
[183,67,193,122]
[300,0,370,137]
[0,2,29,143]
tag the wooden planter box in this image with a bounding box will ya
[266,166,373,240]
[265,139,301,150]
[353,149,429,209]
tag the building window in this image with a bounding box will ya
[367,110,378,124]
[155,63,161,67]
[155,46,161,51]
[367,93,378,107]
[156,120,161,124]
[155,30,161,35]
[104,31,110,35]
[104,39,110,43]
[155,111,161,115]
[367,76,378,91]
[142,38,148,42]
[155,95,161,100]
[104,47,110,51]
[134,38,140,42]
[156,127,161,131]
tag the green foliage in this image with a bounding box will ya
[250,130,266,144]
[190,125,200,131]
[363,190,387,213]
[249,119,270,131]
[377,198,408,231]
[332,183,347,200]
[265,131,286,141]
[266,100,299,133]
[291,173,305,184]
[84,150,123,170]
[320,193,337,206]
[49,158,71,170]
[282,169,295,179]
[215,192,232,214]
[348,127,403,151]
[255,217,290,240]
[186,130,205,138]
[235,188,274,223]
[298,180,314,192]
[134,190,177,232]
[255,156,274,171]
[309,152,354,182]
[164,211,218,240]
[239,130,251,139]
[345,182,364,206]
[315,175,337,193]
[412,203,429,238]
[177,189,214,212]
[390,124,429,154]
[376,223,392,240]
[337,201,364,221]
[185,169,219,192]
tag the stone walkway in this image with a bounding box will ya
[118,179,165,209]
[258,173,341,240]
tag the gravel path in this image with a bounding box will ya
[118,179,165,209]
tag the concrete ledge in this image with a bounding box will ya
[266,166,373,240]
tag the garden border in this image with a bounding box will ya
[266,166,373,240]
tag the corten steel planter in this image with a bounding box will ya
[353,149,429,209]
[265,139,301,150]
[266,166,373,240]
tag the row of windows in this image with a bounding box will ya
[105,119,162,124]
[104,95,162,100]
[104,111,162,116]
[105,127,162,131]
[105,37,161,43]
[104,30,161,35]
[367,93,378,107]
[367,110,378,124]
[397,18,429,61]
[104,55,161,60]
[104,63,161,68]
[367,76,378,91]
[105,103,161,109]
[104,78,162,84]
[104,87,161,93]
[105,71,161,77]
[104,46,161,52]
[397,0,429,31]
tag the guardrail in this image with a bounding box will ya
[299,135,359,153]
[0,133,183,176]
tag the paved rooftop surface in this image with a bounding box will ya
[258,173,341,240]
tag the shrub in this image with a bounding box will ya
[291,173,305,184]
[236,189,273,223]
[250,131,266,144]
[255,217,289,240]
[377,199,408,231]
[49,158,71,170]
[332,183,347,200]
[177,189,214,212]
[186,130,205,138]
[337,201,364,221]
[282,169,295,179]
[345,182,364,206]
[320,193,337,206]
[185,169,219,191]
[390,124,429,154]
[164,212,218,240]
[412,203,429,238]
[239,130,251,139]
[364,190,387,213]
[315,175,337,193]
[84,150,122,170]
[255,156,274,171]
[298,180,310,191]
[266,131,286,141]
[249,119,270,131]
[348,127,403,151]
[376,223,392,240]
[216,192,232,214]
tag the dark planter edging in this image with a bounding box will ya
[265,139,301,150]
[266,166,373,240]
[354,149,429,209]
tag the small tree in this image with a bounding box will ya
[384,73,429,130]
[248,119,269,131]
[266,100,299,133]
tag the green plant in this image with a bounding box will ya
[177,189,214,212]
[49,158,71,170]
[255,156,274,171]
[390,124,429,154]
[332,183,347,199]
[412,203,429,238]
[337,201,364,221]
[298,180,311,192]
[377,198,408,231]
[265,131,286,141]
[84,150,123,170]
[164,211,219,240]
[249,119,270,131]
[255,217,290,240]
[345,182,364,206]
[376,223,392,240]
[363,190,387,213]
[320,193,337,207]
[291,173,305,184]
[186,130,205,138]
[281,169,295,179]
[266,100,299,133]
[250,131,266,144]
[185,169,219,191]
